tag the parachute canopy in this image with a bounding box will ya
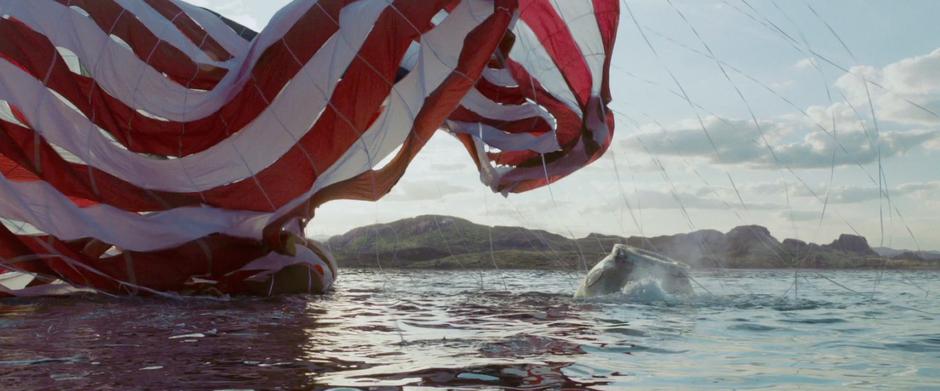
[0,0,617,296]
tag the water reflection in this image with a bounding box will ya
[301,284,602,388]
[0,269,938,390]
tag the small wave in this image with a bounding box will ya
[779,317,847,324]
[885,335,940,353]
[586,343,688,355]
[342,362,603,390]
[604,327,649,337]
[628,343,689,354]
[0,356,85,366]
[685,294,836,312]
[727,323,783,332]
[480,335,585,358]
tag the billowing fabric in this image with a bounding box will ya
[0,0,617,297]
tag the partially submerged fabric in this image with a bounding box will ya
[0,0,618,297]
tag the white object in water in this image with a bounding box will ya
[575,244,693,298]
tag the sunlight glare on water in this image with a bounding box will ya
[1,269,938,390]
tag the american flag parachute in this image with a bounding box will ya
[0,0,617,297]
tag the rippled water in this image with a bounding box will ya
[1,269,938,390]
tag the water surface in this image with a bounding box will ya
[1,269,938,390]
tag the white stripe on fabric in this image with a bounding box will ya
[267,0,497,223]
[510,20,582,116]
[0,0,316,121]
[309,0,492,193]
[497,138,591,184]
[482,66,518,87]
[549,0,604,95]
[460,87,555,123]
[448,120,561,154]
[235,244,332,284]
[4,0,211,118]
[113,0,235,67]
[0,174,267,252]
[169,0,253,55]
[0,0,495,253]
[0,100,25,127]
[0,2,388,192]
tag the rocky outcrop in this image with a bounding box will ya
[782,238,807,251]
[325,215,935,270]
[824,234,878,256]
[723,225,781,263]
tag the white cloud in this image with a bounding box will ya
[621,48,940,170]
[581,187,782,214]
[778,210,821,222]
[769,80,796,90]
[794,57,818,70]
[384,180,471,202]
[620,115,938,169]
[429,162,465,172]
[186,0,266,30]
[835,48,940,126]
[790,181,940,204]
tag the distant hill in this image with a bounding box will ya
[323,215,939,270]
[874,247,940,261]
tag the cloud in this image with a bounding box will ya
[429,162,466,172]
[185,0,262,30]
[620,48,940,170]
[894,181,940,202]
[778,210,821,222]
[774,127,938,168]
[794,57,818,70]
[620,115,938,169]
[744,181,792,195]
[928,136,940,150]
[790,181,940,204]
[621,116,779,166]
[835,48,940,126]
[581,187,782,215]
[769,80,796,90]
[384,180,471,202]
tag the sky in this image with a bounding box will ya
[189,0,940,251]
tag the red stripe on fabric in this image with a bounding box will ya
[455,132,484,170]
[450,106,552,135]
[465,55,610,192]
[518,0,593,107]
[592,0,619,102]
[0,0,616,297]
[492,111,613,193]
[54,0,228,90]
[0,0,588,215]
[0,4,345,157]
[0,224,54,278]
[142,0,233,62]
[18,236,123,293]
[7,104,31,128]
[263,0,518,249]
[0,119,201,212]
[0,1,450,214]
[85,235,268,292]
[474,75,528,105]
[214,0,453,212]
[504,60,584,149]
